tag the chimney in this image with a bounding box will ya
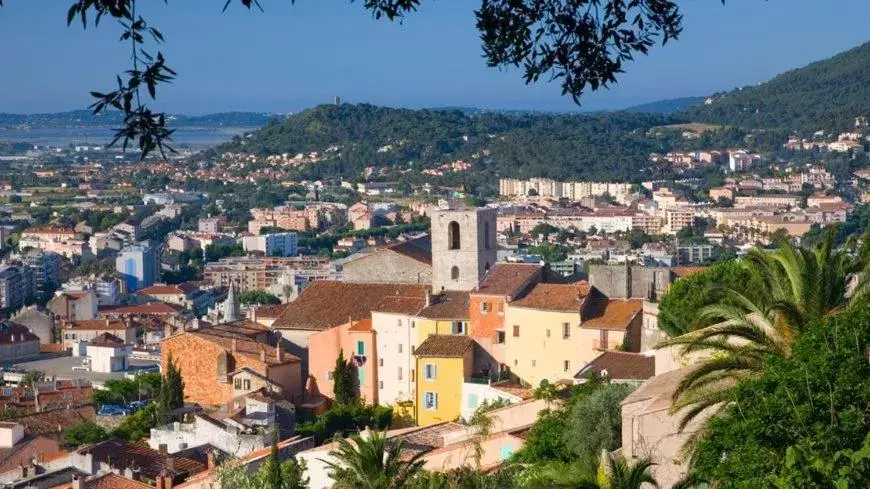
[260,349,266,362]
[72,475,85,489]
[276,342,283,362]
[231,339,237,352]
[424,291,431,308]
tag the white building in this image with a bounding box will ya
[86,332,132,373]
[371,309,419,406]
[242,232,298,257]
[61,276,121,306]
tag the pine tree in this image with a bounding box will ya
[260,442,284,489]
[158,354,185,422]
[332,349,358,406]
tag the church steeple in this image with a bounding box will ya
[223,282,241,323]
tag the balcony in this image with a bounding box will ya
[464,371,509,385]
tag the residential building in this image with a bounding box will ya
[115,241,159,292]
[0,323,40,361]
[48,290,98,321]
[21,250,61,298]
[248,205,311,234]
[469,263,543,371]
[574,351,655,384]
[197,216,225,234]
[19,227,76,252]
[806,193,843,207]
[415,335,474,426]
[61,319,136,351]
[308,319,378,405]
[342,235,432,284]
[676,244,714,264]
[370,295,428,407]
[8,306,54,344]
[458,380,532,421]
[631,214,663,235]
[0,265,34,309]
[0,422,61,485]
[708,187,734,201]
[504,283,643,387]
[203,256,337,298]
[431,207,497,292]
[136,283,213,313]
[733,194,802,208]
[161,325,303,406]
[86,333,132,373]
[241,232,298,257]
[663,208,695,234]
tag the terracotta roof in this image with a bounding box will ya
[475,263,542,298]
[387,235,432,265]
[271,281,430,330]
[372,295,427,315]
[0,433,61,474]
[17,406,96,437]
[414,334,473,358]
[417,291,470,320]
[253,303,290,319]
[511,283,590,312]
[0,323,40,344]
[76,439,205,480]
[83,473,152,489]
[66,319,129,331]
[671,266,707,278]
[581,299,642,331]
[575,351,655,381]
[209,320,270,338]
[22,227,75,235]
[135,284,187,296]
[99,302,182,316]
[490,381,534,400]
[88,332,126,347]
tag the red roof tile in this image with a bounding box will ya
[66,319,129,331]
[575,351,655,381]
[475,263,542,298]
[414,335,473,358]
[417,291,470,320]
[99,302,182,316]
[581,299,642,331]
[512,283,590,312]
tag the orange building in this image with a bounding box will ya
[307,319,377,406]
[468,264,542,371]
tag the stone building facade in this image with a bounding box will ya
[430,207,497,292]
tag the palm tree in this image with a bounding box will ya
[520,453,658,489]
[659,229,870,429]
[323,429,424,489]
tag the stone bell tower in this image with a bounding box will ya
[431,206,497,292]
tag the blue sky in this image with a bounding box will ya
[1,0,869,114]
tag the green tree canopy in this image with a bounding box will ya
[332,349,359,407]
[239,290,281,305]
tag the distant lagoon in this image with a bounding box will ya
[0,126,254,149]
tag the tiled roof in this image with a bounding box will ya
[490,381,534,400]
[253,303,290,319]
[372,295,427,315]
[575,351,655,381]
[181,329,300,366]
[88,332,126,347]
[387,235,432,265]
[271,281,429,331]
[17,406,96,437]
[475,263,542,298]
[76,439,205,480]
[136,284,186,296]
[0,323,40,344]
[581,299,642,331]
[414,334,473,358]
[511,283,590,312]
[348,318,372,332]
[83,473,152,489]
[417,291,470,320]
[209,320,270,338]
[98,302,182,316]
[22,227,75,235]
[66,319,129,331]
[0,433,61,474]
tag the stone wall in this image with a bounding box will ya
[341,251,431,284]
[588,265,672,300]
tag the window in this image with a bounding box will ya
[398,319,403,328]
[499,445,515,462]
[411,345,415,355]
[411,369,416,381]
[398,367,403,380]
[563,322,571,339]
[451,321,467,335]
[448,221,460,250]
[424,392,438,410]
[411,321,416,329]
[468,393,479,410]
[513,325,520,337]
[531,360,536,367]
[356,341,365,356]
[358,369,365,385]
[424,363,437,380]
[234,379,242,389]
[513,359,518,366]
[398,344,403,353]
[243,379,251,390]
[497,301,504,314]
[326,371,334,380]
[484,222,491,249]
[451,266,460,281]
[378,381,384,389]
[546,329,551,338]
[564,360,570,372]
[484,262,491,273]
[480,301,492,313]
[379,358,384,367]
[496,330,506,344]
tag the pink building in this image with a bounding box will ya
[307,319,378,405]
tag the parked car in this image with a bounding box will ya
[98,404,130,416]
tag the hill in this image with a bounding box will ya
[214,103,689,185]
[681,42,870,133]
[0,110,273,129]
[625,96,707,114]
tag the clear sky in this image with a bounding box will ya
[1,0,869,114]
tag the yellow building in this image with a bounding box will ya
[504,283,642,387]
[414,334,474,426]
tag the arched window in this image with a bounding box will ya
[484,221,491,249]
[485,262,491,273]
[451,266,460,281]
[448,221,460,250]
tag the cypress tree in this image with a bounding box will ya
[332,349,358,406]
[158,354,185,421]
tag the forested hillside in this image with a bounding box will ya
[681,42,870,133]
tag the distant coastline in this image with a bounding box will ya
[0,126,253,149]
